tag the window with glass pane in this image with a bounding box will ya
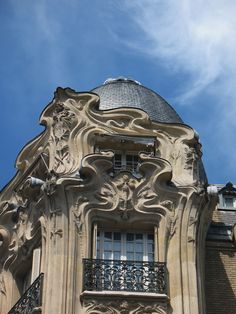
[126,155,139,172]
[86,228,166,293]
[113,152,139,173]
[114,154,122,170]
[224,197,234,208]
[96,231,154,261]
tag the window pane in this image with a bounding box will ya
[136,253,143,261]
[126,233,134,241]
[135,243,143,253]
[224,197,234,207]
[126,155,139,171]
[114,154,122,168]
[104,251,112,260]
[114,232,121,240]
[114,242,121,250]
[148,243,154,253]
[127,253,134,260]
[104,242,112,250]
[126,155,133,161]
[136,233,143,240]
[115,154,122,160]
[148,234,154,241]
[114,252,121,260]
[96,230,154,262]
[148,253,154,262]
[127,242,134,251]
[104,232,112,239]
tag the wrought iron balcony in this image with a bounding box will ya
[83,259,167,294]
[8,273,44,314]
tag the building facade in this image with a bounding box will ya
[205,182,236,314]
[0,78,233,314]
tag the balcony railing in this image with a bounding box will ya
[83,259,167,294]
[8,273,44,314]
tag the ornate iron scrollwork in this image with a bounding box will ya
[8,273,44,314]
[83,259,166,294]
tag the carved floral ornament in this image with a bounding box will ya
[9,87,200,181]
[83,298,167,314]
[0,173,55,263]
[66,150,185,237]
[0,191,45,273]
[0,160,60,270]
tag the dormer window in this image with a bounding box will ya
[223,196,235,208]
[218,182,236,210]
[94,134,156,175]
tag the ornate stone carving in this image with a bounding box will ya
[50,102,77,174]
[71,151,177,227]
[0,194,44,271]
[184,146,199,171]
[50,228,63,239]
[116,175,136,220]
[169,139,203,186]
[84,299,167,314]
[160,200,173,210]
[169,213,179,238]
[73,196,89,233]
[43,175,58,196]
[0,87,200,194]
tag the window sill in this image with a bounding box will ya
[218,207,236,211]
[81,290,169,302]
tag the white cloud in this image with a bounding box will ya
[114,0,236,182]
[122,0,236,104]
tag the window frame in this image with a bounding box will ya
[113,151,140,173]
[92,224,158,262]
[219,194,236,210]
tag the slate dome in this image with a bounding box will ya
[91,77,183,123]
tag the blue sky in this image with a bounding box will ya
[1,0,236,189]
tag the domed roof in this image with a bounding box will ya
[91,77,183,123]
